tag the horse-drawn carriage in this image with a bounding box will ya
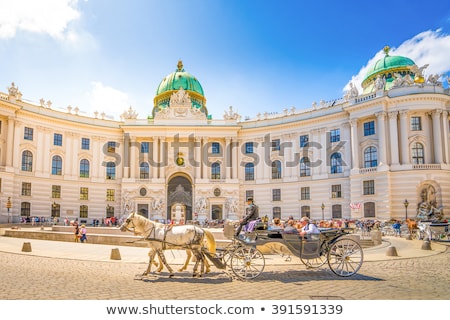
[119,213,364,280]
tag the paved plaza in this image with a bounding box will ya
[0,235,449,300]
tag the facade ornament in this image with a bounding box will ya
[74,107,79,115]
[67,105,72,113]
[40,98,45,107]
[195,197,207,215]
[426,74,443,86]
[373,74,386,91]
[225,197,238,215]
[8,82,19,97]
[392,73,414,88]
[46,100,52,108]
[154,87,206,120]
[121,106,138,120]
[151,198,164,214]
[223,105,240,120]
[312,101,318,109]
[410,63,429,84]
[344,83,359,100]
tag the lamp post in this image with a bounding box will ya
[321,203,325,221]
[6,197,12,223]
[403,199,409,221]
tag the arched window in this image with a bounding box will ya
[412,142,425,164]
[21,150,33,172]
[272,160,282,179]
[364,146,378,168]
[364,202,376,218]
[332,204,342,219]
[52,155,62,175]
[330,153,342,174]
[140,162,149,179]
[80,159,90,178]
[245,163,254,181]
[300,157,311,177]
[21,202,31,217]
[211,162,221,179]
[106,162,116,180]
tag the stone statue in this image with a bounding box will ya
[195,197,207,214]
[373,74,386,91]
[152,198,164,213]
[8,82,18,96]
[345,83,359,100]
[226,197,238,215]
[416,184,442,220]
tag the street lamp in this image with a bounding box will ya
[6,197,12,223]
[321,203,325,221]
[403,199,409,221]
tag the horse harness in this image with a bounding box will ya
[144,224,204,250]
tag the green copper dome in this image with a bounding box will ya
[152,61,207,117]
[362,46,416,94]
[156,61,204,96]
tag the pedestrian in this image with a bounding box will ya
[74,222,80,242]
[79,224,87,243]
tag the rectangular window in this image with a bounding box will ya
[299,134,309,147]
[272,139,280,151]
[21,182,31,196]
[80,187,89,200]
[363,180,375,195]
[141,142,149,153]
[245,142,254,154]
[300,187,310,200]
[212,142,220,154]
[107,141,116,153]
[330,129,340,143]
[411,116,422,131]
[364,121,375,136]
[106,189,115,201]
[81,138,90,150]
[331,184,342,198]
[54,133,63,146]
[272,189,281,201]
[80,205,88,218]
[24,127,34,141]
[52,185,61,198]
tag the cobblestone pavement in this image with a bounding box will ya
[0,246,448,300]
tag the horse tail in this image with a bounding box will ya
[203,229,216,254]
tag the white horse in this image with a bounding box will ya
[119,212,212,277]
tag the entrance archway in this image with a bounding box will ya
[167,175,193,222]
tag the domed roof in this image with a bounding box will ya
[152,61,207,118]
[361,46,416,94]
[156,60,204,96]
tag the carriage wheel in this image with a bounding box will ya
[300,254,327,268]
[327,238,363,277]
[230,246,265,280]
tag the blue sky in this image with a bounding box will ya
[1,0,450,120]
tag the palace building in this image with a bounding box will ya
[0,47,449,224]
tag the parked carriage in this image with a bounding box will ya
[203,222,364,280]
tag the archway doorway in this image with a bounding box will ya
[167,175,193,222]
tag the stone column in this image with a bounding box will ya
[6,117,15,167]
[432,110,443,163]
[341,122,352,172]
[225,137,231,180]
[152,137,158,179]
[232,137,239,179]
[398,110,409,165]
[195,136,201,179]
[442,111,449,164]
[129,137,136,179]
[349,119,359,169]
[201,137,208,179]
[123,134,130,178]
[159,136,166,179]
[388,111,399,165]
[375,112,387,166]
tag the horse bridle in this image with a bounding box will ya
[121,214,155,238]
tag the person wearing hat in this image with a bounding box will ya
[235,197,259,237]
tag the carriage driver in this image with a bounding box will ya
[235,197,259,237]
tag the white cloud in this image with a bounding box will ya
[0,0,80,39]
[88,82,133,120]
[345,29,450,93]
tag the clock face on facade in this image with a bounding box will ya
[140,188,147,196]
[214,188,221,196]
[176,157,185,166]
